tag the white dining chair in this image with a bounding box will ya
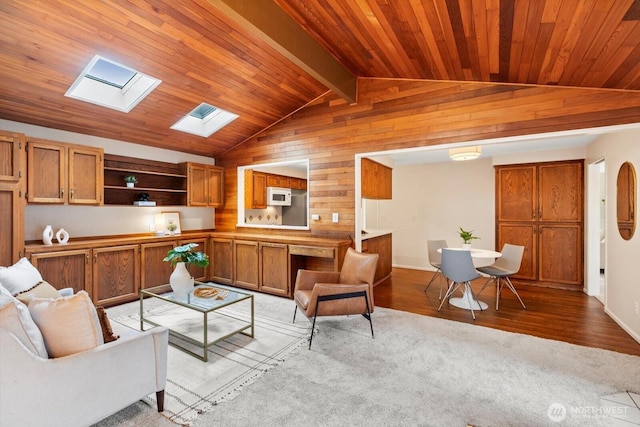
[476,243,526,310]
[424,240,448,300]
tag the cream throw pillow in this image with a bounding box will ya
[28,290,104,358]
[0,284,49,358]
[0,257,44,295]
[15,281,61,304]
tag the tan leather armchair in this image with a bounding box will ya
[293,248,379,349]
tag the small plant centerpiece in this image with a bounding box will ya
[458,227,480,249]
[163,243,210,298]
[124,175,138,188]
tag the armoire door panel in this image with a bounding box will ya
[496,165,536,222]
[538,162,583,222]
[538,224,583,285]
[497,223,537,280]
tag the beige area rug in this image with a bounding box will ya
[105,295,310,426]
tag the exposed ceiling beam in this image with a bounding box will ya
[207,0,357,104]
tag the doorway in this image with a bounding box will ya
[587,158,606,303]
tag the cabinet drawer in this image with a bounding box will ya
[289,245,334,258]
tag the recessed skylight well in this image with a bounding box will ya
[171,102,239,137]
[65,55,161,112]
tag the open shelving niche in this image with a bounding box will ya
[103,154,187,206]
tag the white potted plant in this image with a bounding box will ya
[124,175,138,188]
[163,243,210,298]
[458,227,480,250]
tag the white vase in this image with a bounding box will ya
[55,228,70,244]
[170,262,194,298]
[462,243,472,250]
[42,225,53,245]
[126,182,135,188]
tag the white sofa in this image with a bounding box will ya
[0,316,168,427]
[0,282,168,427]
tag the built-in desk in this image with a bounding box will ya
[209,232,353,297]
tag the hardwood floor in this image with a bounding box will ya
[373,268,640,356]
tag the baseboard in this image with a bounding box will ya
[604,307,640,345]
[392,264,433,272]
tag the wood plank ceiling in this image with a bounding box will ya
[1,0,639,158]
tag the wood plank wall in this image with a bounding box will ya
[215,78,640,236]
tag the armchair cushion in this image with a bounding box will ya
[0,285,48,358]
[28,290,103,358]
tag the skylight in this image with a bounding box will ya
[65,55,161,112]
[171,103,239,137]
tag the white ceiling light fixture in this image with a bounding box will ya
[449,146,482,161]
[171,102,239,137]
[65,55,161,112]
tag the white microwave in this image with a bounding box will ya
[267,187,292,206]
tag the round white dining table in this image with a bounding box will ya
[437,247,502,311]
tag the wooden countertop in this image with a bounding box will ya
[361,229,393,240]
[25,230,353,254]
[210,231,353,247]
[24,231,214,254]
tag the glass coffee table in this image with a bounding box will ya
[140,282,254,362]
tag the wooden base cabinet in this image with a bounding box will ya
[211,237,234,285]
[92,245,140,307]
[140,241,176,291]
[259,243,289,296]
[234,240,259,290]
[361,233,392,285]
[30,249,92,297]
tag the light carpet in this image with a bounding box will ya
[99,294,310,426]
[98,291,640,427]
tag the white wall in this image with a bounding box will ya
[586,129,640,342]
[1,120,217,240]
[381,157,496,269]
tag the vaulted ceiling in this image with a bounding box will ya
[1,0,639,158]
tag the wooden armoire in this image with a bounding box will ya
[495,159,584,288]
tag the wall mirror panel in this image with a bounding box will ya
[237,160,309,230]
[616,161,636,240]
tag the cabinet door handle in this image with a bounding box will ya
[86,254,89,264]
[70,189,74,199]
[60,187,64,198]
[532,210,536,218]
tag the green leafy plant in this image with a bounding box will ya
[458,227,480,244]
[124,175,138,184]
[163,243,210,267]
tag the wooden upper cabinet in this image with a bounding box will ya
[187,162,224,208]
[266,174,290,188]
[290,177,307,190]
[27,138,103,205]
[68,146,104,204]
[0,130,26,265]
[538,162,583,222]
[0,131,25,182]
[244,169,267,209]
[496,165,537,222]
[361,158,392,199]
